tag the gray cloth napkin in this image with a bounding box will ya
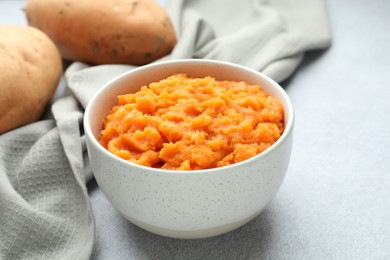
[0,0,331,259]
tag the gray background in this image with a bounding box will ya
[1,0,389,259]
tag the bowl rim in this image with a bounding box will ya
[83,58,294,175]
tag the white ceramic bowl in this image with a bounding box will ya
[84,59,294,239]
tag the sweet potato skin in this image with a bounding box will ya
[24,0,177,65]
[0,25,62,134]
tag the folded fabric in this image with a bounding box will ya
[0,0,331,259]
[168,0,331,82]
[0,97,94,260]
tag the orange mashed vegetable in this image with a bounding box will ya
[100,74,284,170]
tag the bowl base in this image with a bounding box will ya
[118,209,262,239]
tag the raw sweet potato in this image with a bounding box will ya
[0,25,62,134]
[24,0,177,65]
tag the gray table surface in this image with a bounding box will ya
[1,0,390,259]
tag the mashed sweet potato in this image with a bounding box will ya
[100,73,284,170]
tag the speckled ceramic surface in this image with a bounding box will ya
[84,59,294,239]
